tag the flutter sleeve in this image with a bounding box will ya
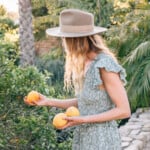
[94,53,127,86]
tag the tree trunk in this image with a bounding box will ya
[97,0,101,22]
[18,0,35,66]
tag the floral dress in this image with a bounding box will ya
[72,52,126,150]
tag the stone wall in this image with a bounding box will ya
[119,108,150,150]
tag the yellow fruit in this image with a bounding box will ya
[52,113,67,128]
[27,91,40,103]
[65,106,80,117]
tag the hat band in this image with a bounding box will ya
[60,25,94,33]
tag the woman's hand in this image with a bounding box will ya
[24,94,50,106]
[58,116,87,129]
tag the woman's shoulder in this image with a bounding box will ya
[94,52,117,66]
[95,52,115,61]
[94,52,127,86]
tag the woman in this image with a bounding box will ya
[25,9,131,150]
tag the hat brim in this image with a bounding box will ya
[46,26,107,38]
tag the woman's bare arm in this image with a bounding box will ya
[54,68,131,129]
[84,68,131,123]
[42,97,78,109]
[24,94,78,109]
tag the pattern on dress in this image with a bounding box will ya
[72,52,126,150]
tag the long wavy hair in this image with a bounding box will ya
[63,34,116,95]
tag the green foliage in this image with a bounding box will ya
[106,10,150,59]
[35,47,64,83]
[0,17,18,41]
[0,18,16,29]
[32,6,48,17]
[0,43,72,149]
[124,41,150,110]
[105,6,150,112]
[0,103,56,149]
[32,0,65,40]
[111,8,131,25]
[0,41,51,99]
[0,19,72,149]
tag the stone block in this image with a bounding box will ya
[122,142,130,148]
[139,113,150,119]
[143,124,150,128]
[132,140,144,149]
[130,129,140,135]
[121,136,133,142]
[124,144,139,150]
[125,124,142,130]
[119,127,130,136]
[121,107,150,150]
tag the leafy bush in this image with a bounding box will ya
[0,18,18,40]
[0,41,72,149]
[32,7,48,17]
[35,53,64,85]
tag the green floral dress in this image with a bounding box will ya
[72,52,126,150]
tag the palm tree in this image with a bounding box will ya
[18,0,35,66]
[105,7,150,112]
[124,41,150,110]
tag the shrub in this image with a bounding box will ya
[0,42,72,149]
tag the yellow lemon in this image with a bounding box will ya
[53,113,67,128]
[27,91,40,103]
[66,106,80,117]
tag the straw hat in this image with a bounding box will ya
[46,9,107,37]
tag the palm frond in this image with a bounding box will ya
[125,41,150,64]
[127,57,150,107]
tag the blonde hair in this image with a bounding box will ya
[63,34,116,95]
